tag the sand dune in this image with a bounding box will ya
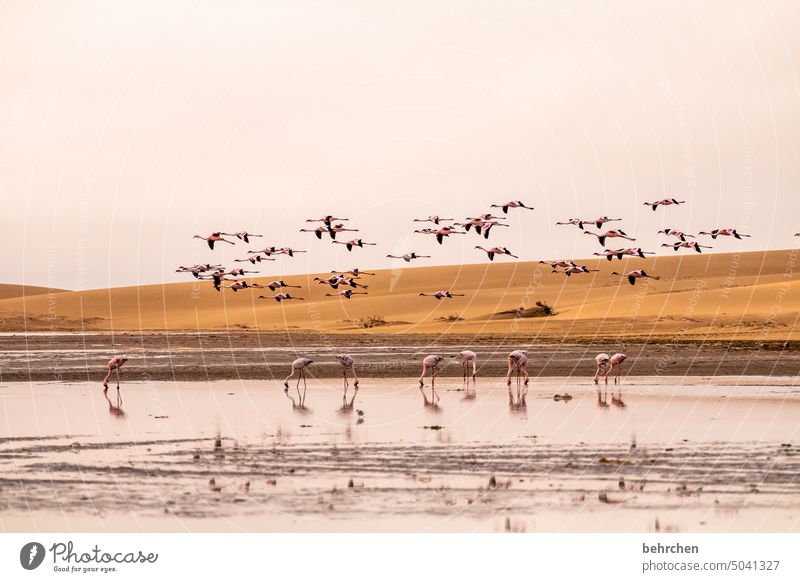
[0,250,798,340]
[0,284,63,300]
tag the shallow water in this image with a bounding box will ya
[1,377,799,532]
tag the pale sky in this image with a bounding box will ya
[1,0,799,290]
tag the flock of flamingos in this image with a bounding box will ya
[100,195,774,408]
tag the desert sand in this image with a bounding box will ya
[0,250,798,342]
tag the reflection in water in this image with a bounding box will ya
[419,384,441,410]
[597,389,610,409]
[461,377,477,401]
[508,381,527,413]
[338,384,358,414]
[102,390,126,418]
[611,388,626,408]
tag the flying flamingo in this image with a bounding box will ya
[194,232,235,250]
[658,228,695,241]
[586,216,623,229]
[458,350,477,382]
[475,246,518,261]
[419,290,465,300]
[490,200,534,213]
[698,228,751,240]
[333,268,375,277]
[552,265,599,276]
[222,231,263,244]
[556,218,586,229]
[611,270,661,286]
[336,354,359,393]
[259,293,304,302]
[413,215,453,225]
[593,248,655,261]
[325,289,368,299]
[467,213,507,222]
[539,260,576,269]
[662,241,713,253]
[644,198,686,211]
[275,247,307,257]
[222,281,250,292]
[414,226,467,244]
[584,229,636,246]
[456,219,509,237]
[300,226,333,239]
[315,275,367,289]
[307,216,349,228]
[103,355,128,391]
[332,238,377,251]
[235,255,276,264]
[387,252,431,262]
[264,280,301,291]
[283,357,313,406]
[176,264,223,276]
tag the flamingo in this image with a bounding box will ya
[275,247,307,257]
[586,216,623,229]
[222,231,263,244]
[584,229,636,246]
[593,248,655,261]
[419,290,465,300]
[458,350,477,382]
[103,355,128,391]
[552,265,599,276]
[698,228,751,240]
[300,226,332,239]
[235,255,276,264]
[414,226,467,244]
[467,213,507,222]
[539,260,577,269]
[644,198,686,211]
[307,215,349,227]
[264,280,301,291]
[325,289,368,299]
[332,238,377,251]
[418,354,444,390]
[556,218,586,229]
[606,353,628,384]
[505,350,529,386]
[662,241,712,253]
[413,215,453,225]
[227,268,257,276]
[336,353,359,393]
[222,281,250,292]
[611,270,661,286]
[194,232,235,250]
[283,357,313,406]
[456,219,509,237]
[333,268,375,277]
[315,275,367,289]
[490,200,534,213]
[658,228,695,241]
[475,246,518,261]
[176,264,223,276]
[387,252,431,262]
[259,293,304,302]
[593,353,610,384]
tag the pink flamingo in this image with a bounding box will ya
[103,355,128,391]
[661,241,713,253]
[307,215,349,227]
[259,293,304,302]
[414,226,466,244]
[644,198,686,211]
[222,231,263,244]
[458,350,477,381]
[586,216,623,229]
[606,353,628,384]
[222,281,250,292]
[594,248,655,261]
[698,228,751,240]
[333,268,375,276]
[418,354,444,391]
[175,263,222,276]
[611,270,661,286]
[413,215,453,225]
[300,226,332,239]
[194,232,235,250]
[386,252,431,262]
[505,349,529,387]
[593,353,610,384]
[235,255,276,264]
[284,357,313,406]
[325,289,368,299]
[467,213,507,222]
[584,229,636,246]
[658,228,695,241]
[539,260,577,269]
[419,290,465,300]
[336,353,359,392]
[552,265,599,276]
[475,246,518,261]
[264,280,301,291]
[556,218,586,229]
[332,238,377,251]
[490,200,534,213]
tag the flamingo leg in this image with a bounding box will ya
[301,369,307,405]
[593,365,601,385]
[418,364,428,386]
[352,366,359,388]
[295,370,302,401]
[506,359,514,385]
[116,367,121,389]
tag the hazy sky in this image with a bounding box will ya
[2,0,799,290]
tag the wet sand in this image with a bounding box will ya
[1,332,798,383]
[1,377,799,532]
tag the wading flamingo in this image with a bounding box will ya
[336,353,359,394]
[284,357,313,405]
[103,356,128,391]
[505,350,529,386]
[606,353,628,384]
[593,353,610,384]
[418,354,444,393]
[194,232,235,250]
[458,350,477,382]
